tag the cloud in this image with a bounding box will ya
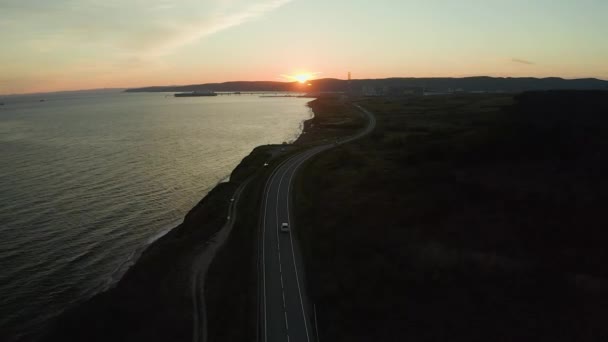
[511,58,535,65]
[0,0,293,57]
[0,0,294,93]
[135,0,293,57]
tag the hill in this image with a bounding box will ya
[295,91,608,341]
[125,77,608,93]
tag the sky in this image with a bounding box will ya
[1,0,607,94]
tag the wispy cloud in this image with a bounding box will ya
[136,0,294,57]
[0,0,293,57]
[511,58,535,65]
[0,0,293,93]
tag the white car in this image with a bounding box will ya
[280,222,289,233]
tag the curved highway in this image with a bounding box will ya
[259,103,375,342]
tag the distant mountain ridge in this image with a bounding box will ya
[125,77,608,93]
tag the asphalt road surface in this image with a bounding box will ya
[259,103,375,342]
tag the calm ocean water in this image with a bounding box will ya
[0,91,311,341]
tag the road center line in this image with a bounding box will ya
[261,154,297,342]
[259,104,375,342]
[284,311,289,330]
[285,156,313,342]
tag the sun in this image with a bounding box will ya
[281,72,319,84]
[294,73,312,84]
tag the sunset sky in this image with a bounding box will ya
[1,0,607,94]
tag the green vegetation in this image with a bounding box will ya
[295,95,366,145]
[295,92,608,341]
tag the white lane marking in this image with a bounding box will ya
[282,291,286,307]
[314,304,320,342]
[285,155,314,342]
[275,161,288,255]
[284,311,289,330]
[272,152,314,342]
[261,169,271,342]
[261,157,290,342]
[276,104,374,342]
[269,150,320,342]
[258,103,374,342]
[261,153,302,342]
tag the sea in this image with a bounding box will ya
[0,90,312,341]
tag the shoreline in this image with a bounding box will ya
[38,101,320,342]
[202,95,367,341]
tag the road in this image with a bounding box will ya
[259,103,375,342]
[192,180,250,342]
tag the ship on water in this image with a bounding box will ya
[174,90,217,97]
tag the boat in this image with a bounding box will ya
[174,91,217,97]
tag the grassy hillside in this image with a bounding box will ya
[295,92,608,342]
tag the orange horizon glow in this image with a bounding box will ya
[2,0,608,95]
[280,72,320,85]
[5,65,608,95]
[294,73,312,84]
